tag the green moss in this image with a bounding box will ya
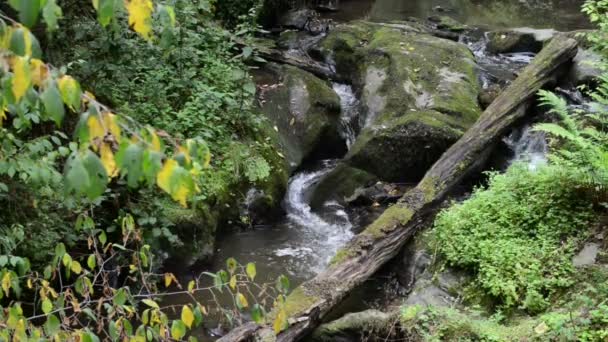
[418,177,437,202]
[330,247,358,266]
[283,287,322,317]
[401,305,538,341]
[364,205,414,238]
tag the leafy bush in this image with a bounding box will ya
[432,163,595,312]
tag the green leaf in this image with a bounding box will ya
[109,320,119,340]
[41,83,65,126]
[251,304,264,324]
[116,143,144,188]
[44,314,61,336]
[96,0,116,27]
[9,27,42,58]
[226,257,237,274]
[65,150,108,200]
[276,274,290,294]
[18,0,41,28]
[218,270,229,283]
[246,262,256,281]
[41,298,53,314]
[87,254,96,270]
[141,299,159,309]
[98,231,107,245]
[113,288,127,306]
[0,256,7,267]
[171,320,187,340]
[42,0,62,31]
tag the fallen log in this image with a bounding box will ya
[220,36,578,342]
[252,41,341,81]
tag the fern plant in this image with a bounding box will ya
[534,89,608,203]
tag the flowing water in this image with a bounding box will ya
[504,125,548,169]
[168,1,592,338]
[333,83,361,149]
[325,0,589,31]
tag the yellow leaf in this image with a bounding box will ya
[87,114,105,145]
[236,293,249,309]
[273,308,287,335]
[148,128,162,152]
[188,280,195,293]
[156,159,194,207]
[103,112,121,139]
[29,58,48,87]
[22,26,33,57]
[0,111,6,127]
[1,272,11,296]
[92,0,99,10]
[11,56,31,101]
[57,75,82,110]
[125,0,154,40]
[70,261,82,274]
[100,143,118,178]
[229,275,237,290]
[164,273,173,288]
[181,305,194,328]
[0,26,11,50]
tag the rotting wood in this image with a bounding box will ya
[219,36,578,342]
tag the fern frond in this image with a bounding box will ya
[533,123,578,142]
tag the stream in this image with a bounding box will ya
[167,0,591,339]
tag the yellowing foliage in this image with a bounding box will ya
[157,159,195,207]
[29,58,48,87]
[87,115,106,144]
[11,56,31,101]
[100,143,118,178]
[125,0,154,40]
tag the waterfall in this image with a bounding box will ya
[275,161,354,273]
[333,83,360,149]
[503,125,548,170]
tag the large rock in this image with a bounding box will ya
[569,48,603,86]
[486,28,556,54]
[257,64,343,171]
[320,21,482,182]
[310,163,377,208]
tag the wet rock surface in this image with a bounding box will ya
[318,21,481,182]
[257,64,344,171]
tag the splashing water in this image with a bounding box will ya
[277,161,354,273]
[504,125,548,170]
[332,83,360,149]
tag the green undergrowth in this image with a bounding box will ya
[432,163,597,313]
[2,0,288,266]
[400,265,608,341]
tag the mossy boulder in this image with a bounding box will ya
[157,199,219,266]
[486,28,556,54]
[310,163,378,209]
[258,64,344,171]
[320,22,481,182]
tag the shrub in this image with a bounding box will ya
[432,163,595,312]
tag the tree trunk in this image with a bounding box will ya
[220,36,578,342]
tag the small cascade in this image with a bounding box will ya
[503,125,548,170]
[332,83,360,149]
[461,33,535,88]
[278,160,354,273]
